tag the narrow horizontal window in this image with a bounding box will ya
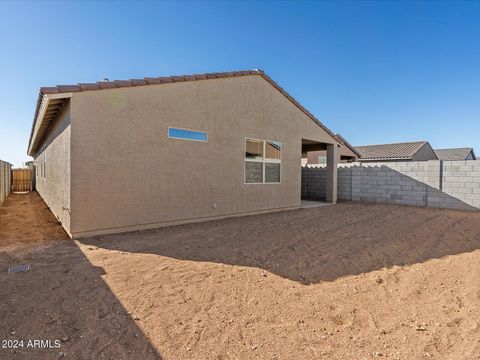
[168,127,207,142]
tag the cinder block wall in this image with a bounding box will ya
[301,165,326,200]
[440,161,480,210]
[338,165,353,200]
[302,165,351,201]
[350,161,440,207]
[0,160,12,206]
[301,160,480,211]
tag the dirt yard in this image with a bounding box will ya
[0,192,68,250]
[1,192,480,359]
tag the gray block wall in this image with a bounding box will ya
[337,164,352,200]
[350,161,440,207]
[301,165,326,200]
[301,160,480,211]
[440,161,480,210]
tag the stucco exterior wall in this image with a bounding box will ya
[69,75,338,237]
[304,146,357,164]
[412,143,438,162]
[34,102,71,234]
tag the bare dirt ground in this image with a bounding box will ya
[0,192,67,250]
[1,192,480,359]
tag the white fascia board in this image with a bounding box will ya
[28,92,72,156]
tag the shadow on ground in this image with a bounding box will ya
[0,193,162,360]
[80,201,480,284]
[0,242,163,360]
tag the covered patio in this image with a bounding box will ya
[301,138,338,203]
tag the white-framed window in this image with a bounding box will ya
[245,138,281,184]
[317,156,326,165]
[37,148,46,179]
[43,149,46,179]
[168,127,208,142]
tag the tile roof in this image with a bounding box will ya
[355,141,429,161]
[28,69,341,155]
[37,70,263,95]
[335,133,361,157]
[434,148,476,161]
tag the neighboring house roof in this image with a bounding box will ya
[335,133,361,158]
[434,148,476,161]
[355,141,432,161]
[28,69,341,156]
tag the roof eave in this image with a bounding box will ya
[27,92,72,156]
[335,133,361,157]
[27,69,341,156]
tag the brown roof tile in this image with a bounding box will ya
[144,77,162,84]
[29,69,341,154]
[112,80,132,87]
[434,148,476,161]
[40,87,60,94]
[79,83,101,91]
[98,82,118,89]
[56,85,81,92]
[356,141,430,160]
[157,77,174,83]
[335,133,361,157]
[131,79,148,86]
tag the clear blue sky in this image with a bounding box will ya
[1,1,479,167]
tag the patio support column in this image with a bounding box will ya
[326,143,338,203]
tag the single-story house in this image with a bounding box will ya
[28,69,341,238]
[302,133,360,165]
[355,141,438,162]
[434,147,477,161]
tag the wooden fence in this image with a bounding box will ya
[12,168,33,192]
[0,160,12,206]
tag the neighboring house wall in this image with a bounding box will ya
[68,75,338,237]
[0,160,12,206]
[34,102,71,233]
[302,160,480,211]
[305,147,357,164]
[411,143,438,162]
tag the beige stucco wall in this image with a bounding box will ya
[68,75,338,237]
[412,143,438,162]
[305,146,357,164]
[34,102,71,234]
